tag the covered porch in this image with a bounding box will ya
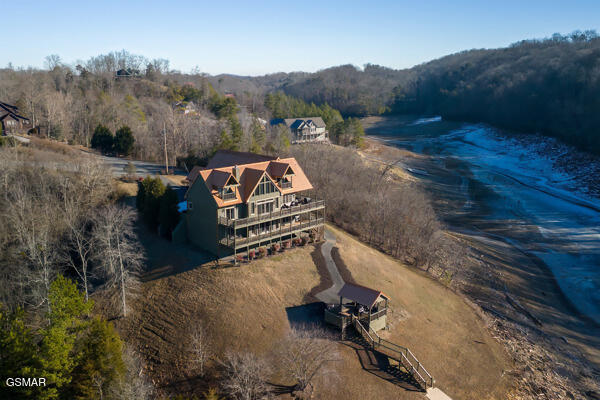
[324,283,390,332]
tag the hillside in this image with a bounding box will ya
[109,224,512,399]
[212,31,600,154]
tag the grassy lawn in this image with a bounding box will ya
[110,223,513,399]
[329,224,513,400]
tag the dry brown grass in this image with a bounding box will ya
[108,224,515,399]
[113,246,320,392]
[329,224,514,400]
[114,180,138,198]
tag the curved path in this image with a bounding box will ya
[315,228,345,304]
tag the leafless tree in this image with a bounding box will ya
[109,346,154,400]
[219,351,272,400]
[93,205,144,317]
[6,178,61,312]
[276,324,340,394]
[290,144,464,278]
[188,321,212,377]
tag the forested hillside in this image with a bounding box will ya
[403,31,600,153]
[212,30,600,154]
[3,31,599,157]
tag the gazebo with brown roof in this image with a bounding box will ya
[325,283,390,332]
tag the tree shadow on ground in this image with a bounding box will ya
[341,337,423,393]
[285,302,326,329]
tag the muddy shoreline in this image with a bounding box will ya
[359,120,600,398]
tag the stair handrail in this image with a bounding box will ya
[351,316,434,388]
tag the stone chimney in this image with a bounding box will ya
[233,165,240,180]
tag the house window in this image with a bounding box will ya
[225,207,235,220]
[250,203,255,215]
[257,201,274,215]
[254,175,275,196]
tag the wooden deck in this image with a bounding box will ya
[352,317,435,390]
[220,218,325,250]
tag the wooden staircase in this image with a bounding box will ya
[351,316,435,389]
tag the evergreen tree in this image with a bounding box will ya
[90,124,114,154]
[137,177,166,228]
[69,318,126,399]
[250,121,266,153]
[114,126,135,156]
[159,186,180,238]
[0,307,37,399]
[37,275,93,400]
[218,130,235,151]
[228,116,243,150]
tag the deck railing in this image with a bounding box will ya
[218,200,325,227]
[369,308,387,320]
[352,317,434,389]
[220,218,324,248]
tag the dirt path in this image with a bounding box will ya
[315,228,345,304]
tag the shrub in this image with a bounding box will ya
[248,250,255,260]
[283,240,291,249]
[301,237,309,246]
[258,247,267,258]
[123,162,137,179]
[137,177,166,228]
[90,124,114,153]
[159,186,180,238]
[293,238,302,246]
[0,136,17,147]
[114,126,135,156]
[271,243,280,253]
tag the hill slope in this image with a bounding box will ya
[111,225,512,399]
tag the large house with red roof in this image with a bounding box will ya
[178,150,325,258]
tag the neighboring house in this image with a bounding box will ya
[177,150,325,259]
[174,101,198,115]
[271,117,328,143]
[115,68,140,78]
[0,102,30,135]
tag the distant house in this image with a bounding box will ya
[174,101,198,115]
[115,68,140,78]
[271,117,328,143]
[0,102,30,135]
[174,150,325,259]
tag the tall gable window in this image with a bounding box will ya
[254,175,275,196]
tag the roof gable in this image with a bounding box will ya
[207,150,278,169]
[187,154,314,208]
[338,283,389,309]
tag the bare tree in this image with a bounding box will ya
[276,324,340,395]
[93,205,144,317]
[7,179,61,312]
[219,351,272,400]
[188,321,212,377]
[62,203,94,301]
[109,347,154,400]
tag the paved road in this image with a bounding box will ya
[95,154,188,201]
[315,228,345,304]
[96,154,186,179]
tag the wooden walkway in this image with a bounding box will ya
[352,317,435,390]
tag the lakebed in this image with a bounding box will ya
[362,116,600,372]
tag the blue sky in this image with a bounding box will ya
[4,1,599,75]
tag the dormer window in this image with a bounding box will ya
[221,186,237,201]
[280,176,292,189]
[218,173,239,201]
